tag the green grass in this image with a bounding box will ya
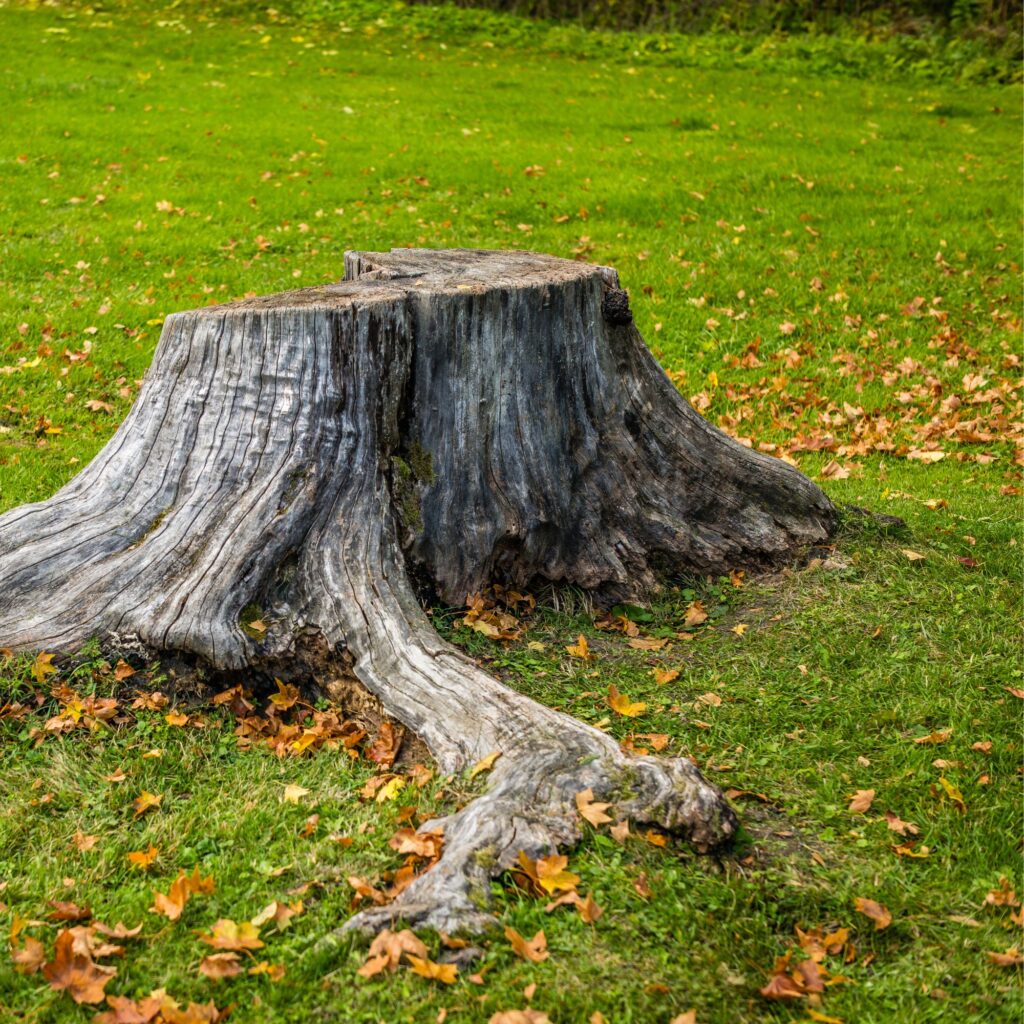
[0,2,1021,1022]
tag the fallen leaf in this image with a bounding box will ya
[197,919,263,952]
[282,784,310,804]
[247,961,286,980]
[884,810,920,836]
[406,954,458,983]
[610,820,630,843]
[854,897,892,930]
[653,668,680,685]
[987,946,1024,967]
[759,972,804,1000]
[358,928,428,977]
[607,685,646,718]
[48,901,91,922]
[914,729,951,745]
[669,1014,697,1024]
[42,929,116,1004]
[938,775,966,813]
[32,651,58,685]
[11,935,46,974]
[730,623,748,637]
[199,953,242,980]
[73,831,99,854]
[575,788,612,827]
[848,789,875,814]
[470,751,502,779]
[505,926,548,963]
[893,843,930,859]
[127,846,159,870]
[901,549,926,561]
[489,1011,551,1024]
[566,635,591,660]
[132,791,162,817]
[682,601,708,627]
[150,868,214,921]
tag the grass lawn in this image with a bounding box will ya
[0,2,1021,1022]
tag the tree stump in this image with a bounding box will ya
[0,249,836,934]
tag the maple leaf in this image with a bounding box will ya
[682,601,708,627]
[987,946,1024,967]
[198,953,242,980]
[268,677,298,710]
[609,820,630,843]
[113,660,137,682]
[565,635,591,660]
[127,846,159,870]
[575,892,603,924]
[197,919,264,951]
[93,993,164,1024]
[848,789,875,814]
[914,729,951,745]
[669,1014,698,1024]
[132,791,162,817]
[48,900,91,922]
[653,667,680,685]
[251,900,303,931]
[884,810,920,836]
[94,921,143,940]
[165,711,188,727]
[375,777,405,803]
[984,878,1020,908]
[406,954,458,983]
[607,684,646,717]
[73,830,99,853]
[32,651,58,684]
[758,972,804,1000]
[11,935,46,974]
[489,1012,552,1024]
[366,721,403,767]
[505,926,549,963]
[854,897,893,930]
[150,869,214,921]
[357,928,428,977]
[576,788,613,827]
[535,853,580,895]
[247,961,286,981]
[347,875,388,906]
[469,750,502,779]
[42,929,116,1004]
[282,784,309,804]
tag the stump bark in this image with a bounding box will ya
[0,249,837,934]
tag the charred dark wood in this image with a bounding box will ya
[0,249,836,933]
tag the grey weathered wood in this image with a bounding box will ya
[0,249,836,933]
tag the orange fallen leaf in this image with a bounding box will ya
[268,677,299,710]
[758,972,804,1000]
[357,928,428,978]
[247,961,286,981]
[199,953,242,980]
[11,935,46,974]
[848,789,875,814]
[884,810,919,836]
[150,868,214,921]
[575,788,612,827]
[32,651,58,685]
[505,926,548,963]
[164,711,188,727]
[987,946,1024,967]
[48,901,91,922]
[73,831,99,854]
[682,601,708,627]
[489,1011,551,1024]
[854,897,892,930]
[113,660,136,681]
[653,668,680,685]
[127,846,159,870]
[914,729,951,745]
[42,929,116,1004]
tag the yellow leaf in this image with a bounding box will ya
[406,954,458,983]
[32,651,58,685]
[730,623,748,637]
[535,854,580,895]
[282,784,310,804]
[269,677,299,710]
[682,601,708,627]
[901,549,926,561]
[607,684,646,718]
[566,634,591,660]
[653,668,679,685]
[469,750,502,779]
[575,788,612,827]
[375,777,405,803]
[132,791,162,817]
[938,775,966,813]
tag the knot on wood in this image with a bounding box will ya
[601,288,632,326]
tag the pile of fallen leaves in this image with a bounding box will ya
[459,586,536,641]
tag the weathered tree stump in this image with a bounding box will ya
[0,249,836,933]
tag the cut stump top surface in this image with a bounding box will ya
[214,248,612,315]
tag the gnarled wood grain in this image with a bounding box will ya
[0,248,836,933]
